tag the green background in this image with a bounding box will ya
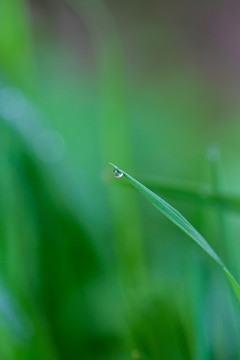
[0,0,240,359]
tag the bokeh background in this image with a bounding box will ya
[0,0,240,359]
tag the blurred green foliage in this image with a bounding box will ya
[0,0,240,359]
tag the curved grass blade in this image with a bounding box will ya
[110,163,240,303]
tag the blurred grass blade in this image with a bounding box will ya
[0,0,35,90]
[0,280,31,340]
[110,164,240,303]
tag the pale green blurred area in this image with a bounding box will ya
[0,0,240,359]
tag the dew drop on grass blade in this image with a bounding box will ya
[110,163,240,303]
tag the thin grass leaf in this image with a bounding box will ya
[111,175,240,213]
[110,164,240,303]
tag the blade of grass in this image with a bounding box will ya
[110,164,240,303]
[0,0,35,90]
[68,0,147,291]
[111,175,240,213]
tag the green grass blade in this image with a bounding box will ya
[112,175,240,213]
[110,164,240,303]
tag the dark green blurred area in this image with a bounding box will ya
[0,0,240,359]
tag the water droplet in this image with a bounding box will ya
[113,167,123,178]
